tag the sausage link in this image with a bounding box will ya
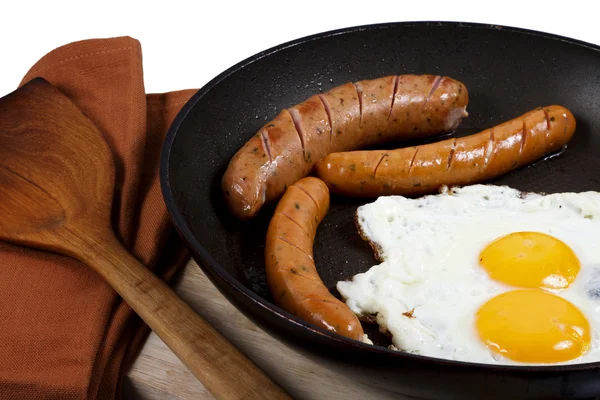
[222,74,469,219]
[265,177,365,341]
[315,105,576,197]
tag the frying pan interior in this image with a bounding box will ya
[162,21,600,398]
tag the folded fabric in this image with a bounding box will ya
[0,36,196,399]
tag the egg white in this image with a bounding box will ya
[337,184,600,365]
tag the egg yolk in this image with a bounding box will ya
[479,232,580,290]
[476,289,590,363]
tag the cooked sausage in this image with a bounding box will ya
[265,177,365,341]
[314,105,576,197]
[222,74,469,219]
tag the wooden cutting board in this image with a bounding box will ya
[123,259,413,400]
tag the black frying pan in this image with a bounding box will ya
[160,21,600,399]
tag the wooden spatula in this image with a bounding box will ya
[0,78,291,400]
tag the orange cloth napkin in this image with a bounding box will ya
[0,36,196,399]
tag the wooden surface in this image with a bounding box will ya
[124,259,413,400]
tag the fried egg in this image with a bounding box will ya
[337,185,600,365]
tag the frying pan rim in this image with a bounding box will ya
[160,20,600,373]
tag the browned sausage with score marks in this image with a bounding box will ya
[314,105,576,197]
[265,177,365,341]
[222,74,469,219]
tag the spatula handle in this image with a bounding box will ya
[80,232,291,400]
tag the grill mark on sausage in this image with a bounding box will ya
[373,153,388,178]
[520,118,527,158]
[543,107,552,143]
[408,147,420,175]
[275,235,314,261]
[318,95,334,147]
[353,82,363,128]
[260,130,273,163]
[289,108,308,161]
[293,273,322,286]
[295,184,320,216]
[300,296,338,310]
[447,139,457,171]
[387,75,400,121]
[484,129,495,168]
[423,75,443,109]
[282,211,309,235]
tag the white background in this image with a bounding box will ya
[0,1,599,97]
